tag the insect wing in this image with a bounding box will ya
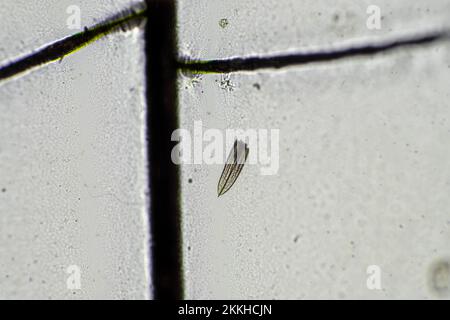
[217,140,249,197]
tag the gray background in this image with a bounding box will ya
[1,0,450,299]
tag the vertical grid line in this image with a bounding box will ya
[145,0,184,299]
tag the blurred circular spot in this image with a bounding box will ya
[428,258,450,298]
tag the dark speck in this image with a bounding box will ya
[253,83,261,90]
[1,188,6,192]
[219,18,229,29]
[188,178,193,184]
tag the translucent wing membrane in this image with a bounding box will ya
[217,140,249,197]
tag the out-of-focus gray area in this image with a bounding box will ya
[177,0,450,59]
[178,0,450,299]
[0,0,135,63]
[0,24,149,298]
[1,0,450,300]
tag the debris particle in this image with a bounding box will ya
[219,74,235,92]
[219,18,229,29]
